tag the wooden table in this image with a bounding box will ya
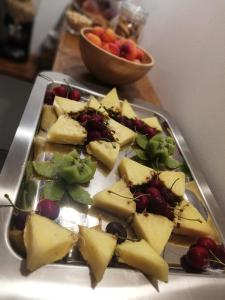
[53,27,160,106]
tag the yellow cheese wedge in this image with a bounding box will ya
[173,199,218,239]
[121,100,137,119]
[107,118,136,147]
[116,239,168,282]
[159,171,185,197]
[47,115,87,145]
[142,117,162,132]
[86,140,120,170]
[119,157,154,185]
[78,226,117,283]
[41,105,57,131]
[132,213,174,254]
[93,179,136,218]
[53,96,86,116]
[88,96,108,116]
[24,214,77,271]
[100,88,120,112]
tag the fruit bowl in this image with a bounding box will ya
[79,27,154,86]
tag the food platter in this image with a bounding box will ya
[0,71,225,300]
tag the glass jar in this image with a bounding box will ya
[114,1,148,42]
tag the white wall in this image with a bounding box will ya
[139,0,225,209]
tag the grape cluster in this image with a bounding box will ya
[114,115,157,138]
[130,176,181,220]
[181,237,225,272]
[44,85,81,105]
[77,111,114,143]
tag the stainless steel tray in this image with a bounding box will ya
[0,71,225,300]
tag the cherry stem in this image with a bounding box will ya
[3,194,32,213]
[209,250,225,267]
[108,190,156,201]
[170,178,180,190]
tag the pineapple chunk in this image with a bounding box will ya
[78,226,117,283]
[47,115,87,145]
[174,199,218,239]
[119,157,154,185]
[41,105,57,131]
[132,213,174,254]
[142,117,162,132]
[53,96,86,116]
[159,171,185,197]
[86,141,120,169]
[93,179,136,218]
[116,239,168,282]
[100,88,120,112]
[108,118,136,147]
[33,131,47,159]
[88,96,108,116]
[24,214,77,271]
[121,100,137,119]
[185,181,219,241]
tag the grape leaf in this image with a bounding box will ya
[42,181,65,201]
[67,185,92,205]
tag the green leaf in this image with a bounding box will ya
[165,156,181,169]
[42,181,65,201]
[136,134,148,150]
[67,185,92,205]
[134,148,148,161]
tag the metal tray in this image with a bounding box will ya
[0,71,225,300]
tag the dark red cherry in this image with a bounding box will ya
[187,246,209,270]
[106,221,127,244]
[212,245,225,263]
[145,186,161,198]
[133,119,145,132]
[53,85,67,98]
[144,127,157,138]
[161,186,179,206]
[163,206,174,220]
[78,113,91,124]
[180,255,201,273]
[13,212,27,230]
[197,237,217,252]
[87,130,102,142]
[116,115,126,124]
[148,195,167,215]
[44,90,55,105]
[148,178,164,189]
[124,118,134,129]
[136,195,149,213]
[68,89,81,101]
[37,199,60,220]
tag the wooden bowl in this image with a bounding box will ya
[79,28,154,86]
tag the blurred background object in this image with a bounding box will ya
[113,1,148,42]
[0,0,36,62]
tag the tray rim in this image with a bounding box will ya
[0,71,225,281]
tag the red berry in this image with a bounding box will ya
[53,85,67,98]
[124,118,134,129]
[148,195,167,215]
[44,90,55,105]
[68,89,81,101]
[78,113,91,124]
[144,127,157,138]
[148,178,163,189]
[133,119,145,132]
[212,245,225,264]
[187,246,209,270]
[197,237,217,252]
[145,186,161,198]
[87,130,102,142]
[180,255,201,273]
[37,199,60,220]
[136,195,149,213]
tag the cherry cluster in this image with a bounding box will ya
[114,115,157,138]
[77,111,114,143]
[181,237,225,272]
[44,85,81,105]
[130,176,181,220]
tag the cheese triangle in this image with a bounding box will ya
[159,171,185,197]
[119,157,155,185]
[86,140,120,170]
[93,179,136,218]
[24,214,77,271]
[132,213,174,254]
[78,226,117,283]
